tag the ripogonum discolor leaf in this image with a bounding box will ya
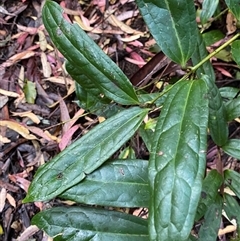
[200,0,219,25]
[59,159,149,208]
[224,193,240,234]
[195,170,223,221]
[198,197,222,241]
[191,31,215,80]
[202,75,229,146]
[222,139,240,160]
[32,206,148,241]
[225,96,240,121]
[23,107,148,202]
[231,40,240,65]
[148,79,209,241]
[225,0,240,21]
[136,0,197,67]
[224,169,240,199]
[42,0,139,105]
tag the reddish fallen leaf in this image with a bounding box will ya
[0,50,35,69]
[215,66,233,78]
[59,124,80,151]
[8,174,30,193]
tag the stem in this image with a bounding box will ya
[191,32,240,72]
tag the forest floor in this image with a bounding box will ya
[0,0,239,240]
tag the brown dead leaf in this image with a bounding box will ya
[104,9,144,35]
[17,225,40,241]
[0,88,19,98]
[0,188,7,212]
[6,193,16,208]
[0,120,37,140]
[11,111,40,124]
[41,52,52,77]
[226,12,237,34]
[0,50,35,69]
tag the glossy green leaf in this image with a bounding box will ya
[224,193,240,234]
[23,107,148,202]
[231,40,240,65]
[202,30,224,46]
[195,170,223,221]
[191,31,215,80]
[202,75,229,146]
[60,159,149,208]
[225,97,240,121]
[136,0,198,67]
[225,0,240,21]
[222,139,240,160]
[42,1,139,105]
[32,206,149,241]
[198,197,223,241]
[200,0,219,24]
[23,80,37,104]
[219,87,239,99]
[75,79,122,118]
[224,169,240,199]
[148,79,209,241]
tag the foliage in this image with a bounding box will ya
[23,0,240,240]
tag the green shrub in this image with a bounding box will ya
[23,1,240,240]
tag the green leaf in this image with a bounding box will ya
[202,30,224,46]
[225,96,240,121]
[60,159,149,208]
[136,0,198,66]
[32,206,149,241]
[202,75,229,146]
[148,79,209,241]
[231,40,240,65]
[222,139,240,160]
[224,193,240,234]
[200,0,219,24]
[224,169,240,199]
[225,0,240,21]
[23,80,37,104]
[219,87,239,99]
[198,197,223,241]
[195,170,223,221]
[191,31,215,80]
[23,107,148,202]
[42,1,139,105]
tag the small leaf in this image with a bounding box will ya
[225,0,240,21]
[23,107,148,202]
[148,79,209,241]
[42,1,139,105]
[195,170,223,221]
[222,139,240,160]
[224,193,240,234]
[23,80,36,104]
[32,206,149,241]
[231,40,240,65]
[60,159,149,208]
[200,0,219,25]
[198,197,223,241]
[219,86,239,99]
[224,169,240,199]
[202,75,229,146]
[136,0,198,66]
[225,96,240,121]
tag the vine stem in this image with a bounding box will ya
[148,33,240,106]
[191,32,240,72]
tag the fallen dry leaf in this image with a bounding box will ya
[11,111,40,124]
[0,120,37,140]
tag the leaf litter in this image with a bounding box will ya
[0,0,239,240]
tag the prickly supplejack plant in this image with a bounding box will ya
[24,1,240,240]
